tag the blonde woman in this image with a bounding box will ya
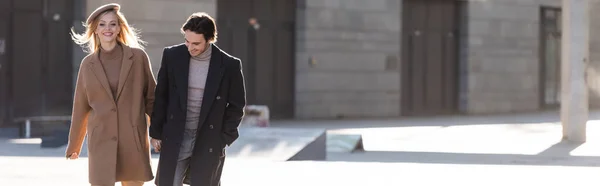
[66,3,155,186]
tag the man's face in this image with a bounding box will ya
[184,30,208,57]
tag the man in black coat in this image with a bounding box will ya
[150,12,246,186]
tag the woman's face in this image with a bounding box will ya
[95,11,120,43]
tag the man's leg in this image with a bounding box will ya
[121,181,144,186]
[173,157,191,186]
[174,129,195,186]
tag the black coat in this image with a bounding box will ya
[150,44,246,186]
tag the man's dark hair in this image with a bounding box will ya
[181,12,217,43]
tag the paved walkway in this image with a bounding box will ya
[275,110,600,160]
[2,110,600,185]
[1,156,599,186]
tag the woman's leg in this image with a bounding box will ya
[121,181,144,186]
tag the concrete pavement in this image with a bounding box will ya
[2,110,600,185]
[2,156,600,186]
[275,110,600,158]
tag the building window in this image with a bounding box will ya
[540,7,562,107]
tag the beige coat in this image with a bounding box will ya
[66,45,156,184]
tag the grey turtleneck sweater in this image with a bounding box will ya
[185,45,212,130]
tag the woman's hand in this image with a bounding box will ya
[151,138,162,152]
[68,152,79,160]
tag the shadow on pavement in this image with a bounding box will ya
[0,138,162,159]
[327,140,600,167]
[273,110,600,129]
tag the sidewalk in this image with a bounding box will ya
[2,110,600,185]
[275,110,600,165]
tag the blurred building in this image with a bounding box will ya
[3,0,600,130]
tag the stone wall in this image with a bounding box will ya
[295,0,401,119]
[586,0,600,107]
[464,0,561,114]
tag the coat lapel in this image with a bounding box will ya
[89,53,116,102]
[115,45,134,101]
[197,45,224,127]
[176,45,191,111]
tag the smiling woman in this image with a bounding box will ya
[65,3,156,186]
[70,3,145,53]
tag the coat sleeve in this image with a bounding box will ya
[222,59,246,146]
[142,50,157,122]
[150,48,169,139]
[65,63,91,158]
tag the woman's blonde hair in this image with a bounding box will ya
[71,10,145,53]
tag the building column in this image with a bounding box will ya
[561,0,589,142]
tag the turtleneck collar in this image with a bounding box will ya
[99,43,123,60]
[192,44,212,61]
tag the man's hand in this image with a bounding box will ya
[151,138,162,152]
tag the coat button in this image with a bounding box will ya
[216,96,221,100]
[209,125,214,129]
[112,137,117,141]
[170,114,173,119]
[209,148,213,153]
